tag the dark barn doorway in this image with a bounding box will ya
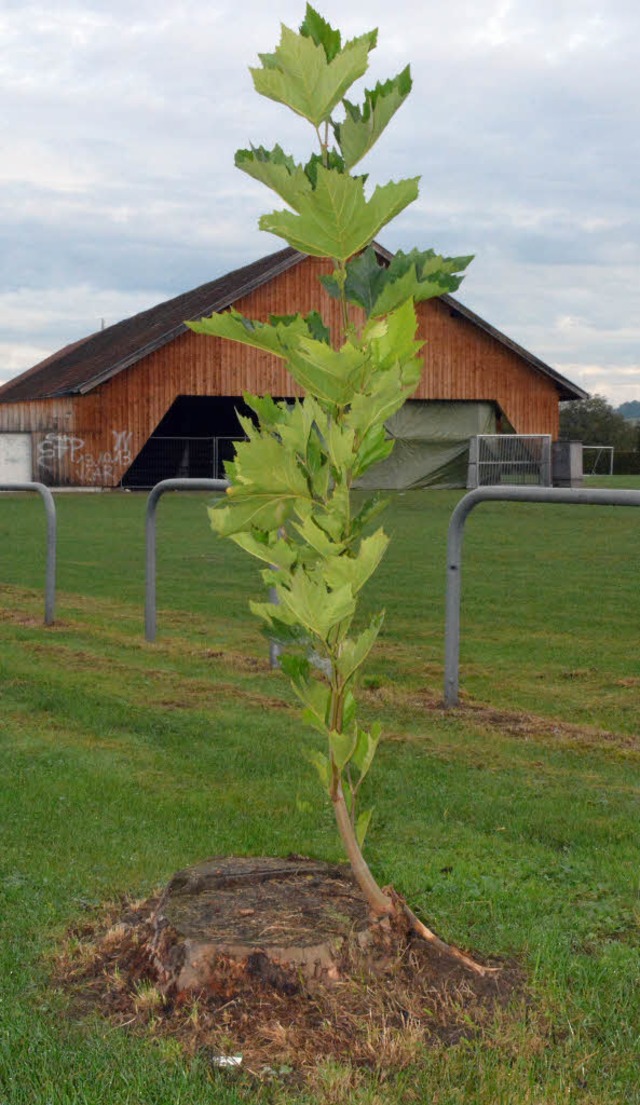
[122,396,259,488]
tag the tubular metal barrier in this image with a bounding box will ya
[145,478,229,642]
[0,482,57,625]
[444,485,640,707]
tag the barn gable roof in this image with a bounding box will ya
[0,245,587,403]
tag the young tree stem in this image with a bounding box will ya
[331,778,393,916]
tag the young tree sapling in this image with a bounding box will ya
[190,5,488,973]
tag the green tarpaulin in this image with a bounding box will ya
[358,400,499,489]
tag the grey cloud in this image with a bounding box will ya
[1,0,639,404]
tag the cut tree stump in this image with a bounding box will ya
[148,855,375,994]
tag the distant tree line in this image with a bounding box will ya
[560,395,640,452]
[560,395,640,472]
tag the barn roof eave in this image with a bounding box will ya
[0,241,587,404]
[75,248,307,395]
[439,294,588,401]
[0,246,305,402]
[363,242,587,402]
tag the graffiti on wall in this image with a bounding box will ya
[37,429,133,485]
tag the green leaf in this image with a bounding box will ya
[231,433,310,499]
[329,728,357,771]
[320,245,386,314]
[299,4,342,62]
[333,612,384,684]
[365,298,423,372]
[343,689,357,731]
[370,248,474,317]
[325,420,356,472]
[243,392,289,430]
[334,66,412,168]
[260,168,420,261]
[281,657,333,734]
[279,653,311,683]
[350,493,388,538]
[352,722,381,782]
[353,424,394,478]
[356,808,374,848]
[209,492,298,536]
[276,570,355,641]
[285,335,368,405]
[272,395,318,456]
[304,310,331,344]
[250,24,373,127]
[323,246,473,319]
[235,145,312,209]
[257,616,311,646]
[312,482,351,542]
[229,530,296,570]
[348,368,418,442]
[343,302,424,440]
[291,513,345,557]
[307,750,331,792]
[188,309,304,359]
[304,149,347,187]
[323,530,389,594]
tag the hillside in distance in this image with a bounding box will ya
[617,400,640,420]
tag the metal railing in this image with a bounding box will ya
[444,485,640,707]
[0,482,57,624]
[145,478,229,641]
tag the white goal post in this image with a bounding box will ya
[467,434,552,488]
[582,445,614,476]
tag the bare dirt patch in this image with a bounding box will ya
[54,856,519,1084]
[0,608,53,629]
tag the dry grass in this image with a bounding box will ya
[52,893,523,1086]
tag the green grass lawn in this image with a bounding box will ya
[0,480,639,1104]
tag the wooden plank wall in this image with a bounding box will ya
[0,255,560,486]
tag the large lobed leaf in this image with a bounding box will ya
[274,569,356,641]
[210,489,301,536]
[299,4,344,63]
[333,66,412,169]
[322,529,389,595]
[321,245,473,317]
[285,334,368,405]
[260,167,419,260]
[251,23,375,127]
[333,612,384,685]
[235,144,312,210]
[320,246,386,314]
[370,247,474,317]
[188,309,294,358]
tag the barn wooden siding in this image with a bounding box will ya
[0,255,560,486]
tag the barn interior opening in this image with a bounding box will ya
[121,395,262,488]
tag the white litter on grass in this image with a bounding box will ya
[211,1055,243,1068]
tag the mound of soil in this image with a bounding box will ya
[55,856,520,1080]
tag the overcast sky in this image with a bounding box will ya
[2,0,639,405]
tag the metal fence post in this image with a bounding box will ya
[0,482,57,625]
[444,485,640,707]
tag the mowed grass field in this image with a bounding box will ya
[0,478,639,1104]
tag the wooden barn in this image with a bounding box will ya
[0,244,586,489]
